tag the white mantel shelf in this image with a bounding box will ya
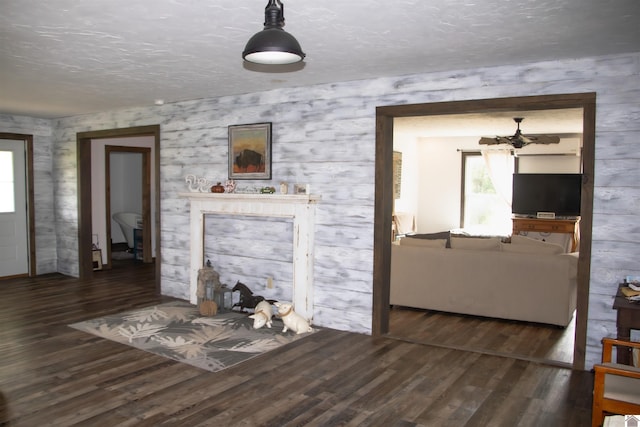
[180,192,320,207]
[180,192,321,320]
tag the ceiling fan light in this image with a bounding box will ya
[242,0,305,65]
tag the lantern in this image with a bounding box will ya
[214,285,233,313]
[197,260,222,316]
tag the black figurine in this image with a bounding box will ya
[231,281,266,312]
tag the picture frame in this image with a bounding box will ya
[293,184,307,195]
[228,122,272,180]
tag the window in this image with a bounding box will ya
[0,151,15,213]
[461,151,515,235]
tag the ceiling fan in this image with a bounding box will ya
[479,117,561,149]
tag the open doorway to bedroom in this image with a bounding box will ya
[372,93,596,370]
[105,145,152,268]
[77,125,161,293]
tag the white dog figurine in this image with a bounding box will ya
[274,302,313,334]
[248,301,273,329]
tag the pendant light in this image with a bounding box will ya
[243,0,305,65]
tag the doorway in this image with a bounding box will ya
[0,133,35,278]
[373,93,596,370]
[105,146,152,267]
[77,125,161,293]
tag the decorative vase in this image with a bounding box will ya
[211,182,225,193]
[224,180,236,193]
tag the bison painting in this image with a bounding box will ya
[234,149,264,173]
[228,122,271,179]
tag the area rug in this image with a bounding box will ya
[70,301,313,372]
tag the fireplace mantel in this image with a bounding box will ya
[180,193,320,320]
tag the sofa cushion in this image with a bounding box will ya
[405,231,451,248]
[450,236,501,250]
[400,237,447,248]
[509,234,564,254]
[501,241,564,254]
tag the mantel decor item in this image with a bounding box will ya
[211,182,225,193]
[185,174,211,193]
[260,186,276,194]
[224,180,236,193]
[228,122,272,180]
[279,182,288,194]
[293,184,308,195]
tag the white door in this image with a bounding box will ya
[0,139,29,277]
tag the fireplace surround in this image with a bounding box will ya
[181,193,320,320]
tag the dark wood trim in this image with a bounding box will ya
[574,100,596,370]
[104,145,152,267]
[77,133,93,279]
[77,125,161,294]
[142,146,152,264]
[104,148,113,269]
[373,93,596,370]
[372,111,394,336]
[0,133,36,277]
[25,135,35,276]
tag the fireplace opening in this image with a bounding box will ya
[204,214,294,305]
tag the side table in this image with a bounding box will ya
[612,284,640,364]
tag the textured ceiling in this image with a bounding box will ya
[1,1,639,119]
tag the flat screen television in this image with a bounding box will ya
[512,173,582,217]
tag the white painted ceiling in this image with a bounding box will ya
[395,108,585,137]
[1,1,639,120]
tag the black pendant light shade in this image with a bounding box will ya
[243,0,305,65]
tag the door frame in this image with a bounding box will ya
[0,133,35,278]
[373,93,596,370]
[77,125,161,293]
[105,145,152,267]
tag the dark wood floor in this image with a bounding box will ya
[388,307,575,367]
[0,260,594,426]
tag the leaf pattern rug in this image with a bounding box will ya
[69,301,313,372]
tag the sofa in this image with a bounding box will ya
[390,233,578,327]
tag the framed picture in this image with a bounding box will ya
[228,122,272,180]
[293,184,307,195]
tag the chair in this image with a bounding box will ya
[592,338,640,427]
[391,212,415,241]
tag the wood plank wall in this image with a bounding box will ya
[1,51,639,369]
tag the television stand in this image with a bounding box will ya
[512,217,580,252]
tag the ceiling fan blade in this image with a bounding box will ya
[519,135,534,144]
[479,137,500,145]
[496,136,514,145]
[528,135,560,144]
